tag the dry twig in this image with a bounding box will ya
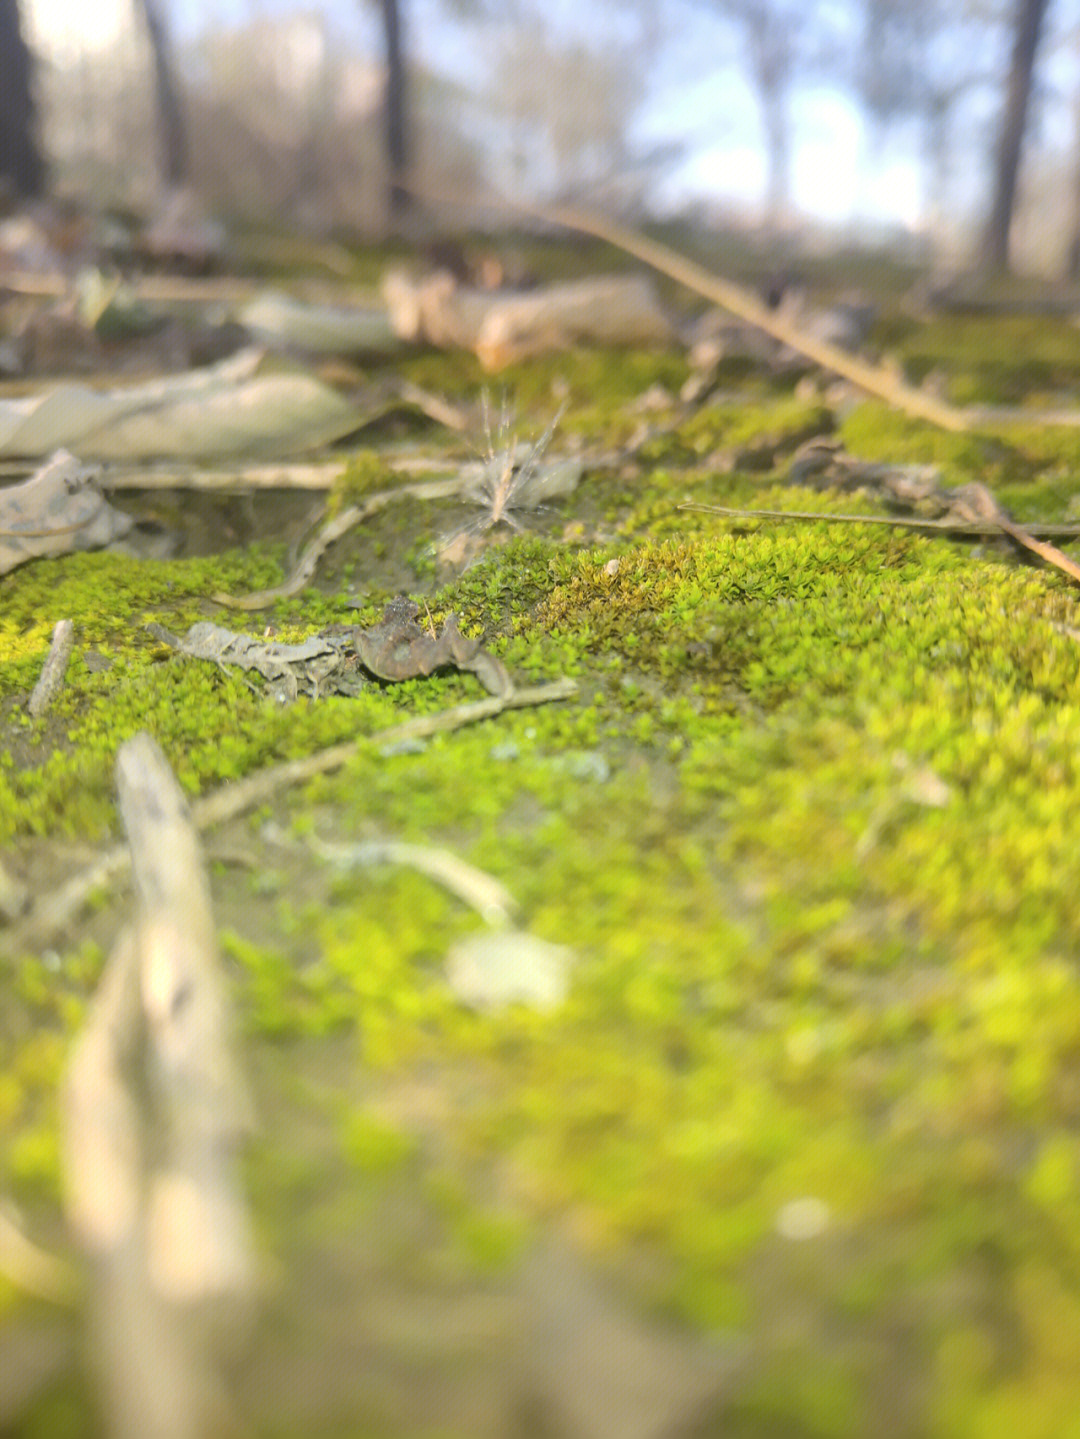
[7,677,577,952]
[679,502,1080,538]
[306,833,519,927]
[682,481,1080,587]
[211,475,469,609]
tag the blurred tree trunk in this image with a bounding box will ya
[135,0,188,185]
[379,0,410,219]
[744,7,795,230]
[980,0,1050,272]
[0,0,45,199]
[1066,68,1080,281]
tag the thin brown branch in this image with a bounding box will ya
[682,493,1080,587]
[402,176,972,433]
[678,502,1080,537]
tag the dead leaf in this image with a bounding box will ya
[239,289,401,356]
[352,597,513,697]
[0,450,133,575]
[0,348,362,461]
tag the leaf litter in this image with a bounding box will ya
[147,595,513,701]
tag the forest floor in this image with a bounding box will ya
[4,224,1080,1437]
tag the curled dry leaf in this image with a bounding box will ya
[351,596,513,697]
[0,450,132,576]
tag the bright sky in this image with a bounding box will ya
[22,0,931,232]
[25,0,132,59]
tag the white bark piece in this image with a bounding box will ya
[28,618,74,716]
[62,732,255,1439]
[382,269,674,369]
[446,929,574,1011]
[239,288,401,355]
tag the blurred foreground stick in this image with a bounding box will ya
[63,732,254,1439]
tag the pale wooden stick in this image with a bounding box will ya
[95,454,456,493]
[63,734,254,1439]
[114,734,253,1303]
[306,833,519,927]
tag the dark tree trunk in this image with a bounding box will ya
[981,0,1051,272]
[0,0,45,200]
[379,0,409,219]
[135,0,188,185]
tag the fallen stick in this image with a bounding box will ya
[0,269,261,303]
[6,676,578,953]
[95,453,455,493]
[63,733,254,1439]
[403,178,973,433]
[305,832,520,927]
[958,479,1080,586]
[682,488,1080,587]
[529,205,972,432]
[679,502,1080,537]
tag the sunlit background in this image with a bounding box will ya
[16,0,1080,269]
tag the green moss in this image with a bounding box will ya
[889,313,1080,405]
[839,402,1009,480]
[640,395,832,466]
[327,448,391,515]
[12,278,1080,1434]
[341,1111,419,1176]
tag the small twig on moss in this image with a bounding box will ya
[6,677,578,953]
[683,484,1080,588]
[211,474,470,609]
[305,833,519,927]
[679,502,1080,538]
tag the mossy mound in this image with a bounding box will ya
[6,281,1080,1436]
